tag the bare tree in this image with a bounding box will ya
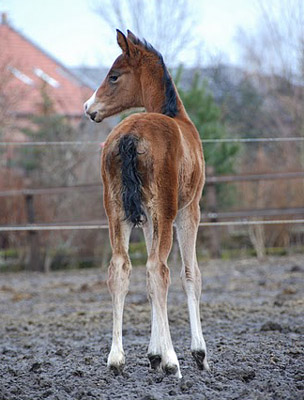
[93,0,201,65]
[236,0,304,254]
[238,0,304,81]
[236,0,304,136]
[237,0,304,139]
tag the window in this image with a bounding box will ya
[34,68,60,88]
[9,66,34,86]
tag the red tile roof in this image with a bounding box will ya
[0,21,92,117]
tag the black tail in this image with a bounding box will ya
[118,135,146,227]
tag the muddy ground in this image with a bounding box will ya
[0,256,303,400]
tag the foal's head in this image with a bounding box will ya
[84,30,176,122]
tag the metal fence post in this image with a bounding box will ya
[25,193,42,271]
[206,166,221,258]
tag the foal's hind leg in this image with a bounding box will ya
[143,217,161,371]
[146,216,181,378]
[176,202,209,371]
[106,217,132,372]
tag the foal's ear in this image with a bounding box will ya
[116,29,138,59]
[127,30,138,44]
[116,29,130,55]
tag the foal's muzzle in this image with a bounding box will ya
[88,111,97,121]
[84,95,103,122]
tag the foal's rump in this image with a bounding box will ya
[101,113,183,225]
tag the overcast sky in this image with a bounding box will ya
[2,0,260,68]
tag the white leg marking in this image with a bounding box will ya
[176,205,209,371]
[147,256,182,378]
[107,223,132,370]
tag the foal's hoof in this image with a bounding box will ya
[163,363,178,375]
[161,350,182,378]
[107,350,125,375]
[109,363,124,375]
[148,353,162,370]
[192,350,210,371]
[162,363,182,379]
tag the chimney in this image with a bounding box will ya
[1,12,8,25]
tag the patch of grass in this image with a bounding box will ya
[0,248,19,258]
[200,245,301,261]
[129,242,147,266]
[266,247,288,256]
[219,248,256,260]
[0,263,25,273]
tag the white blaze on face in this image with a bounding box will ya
[84,89,97,114]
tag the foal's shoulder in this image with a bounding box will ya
[106,112,180,142]
[119,112,179,128]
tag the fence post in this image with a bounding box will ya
[25,194,42,271]
[206,166,221,258]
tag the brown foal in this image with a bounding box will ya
[84,30,209,378]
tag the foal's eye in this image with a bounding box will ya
[109,75,119,83]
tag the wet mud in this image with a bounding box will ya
[0,256,303,399]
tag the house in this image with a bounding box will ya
[0,13,117,172]
[0,13,92,129]
[0,13,109,257]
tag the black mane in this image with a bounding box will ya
[132,36,178,118]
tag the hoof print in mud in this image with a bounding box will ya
[192,350,206,370]
[148,354,162,370]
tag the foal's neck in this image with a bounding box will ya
[141,70,190,122]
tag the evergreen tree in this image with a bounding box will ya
[174,68,239,210]
[175,68,239,176]
[13,84,80,186]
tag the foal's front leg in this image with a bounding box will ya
[107,221,132,372]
